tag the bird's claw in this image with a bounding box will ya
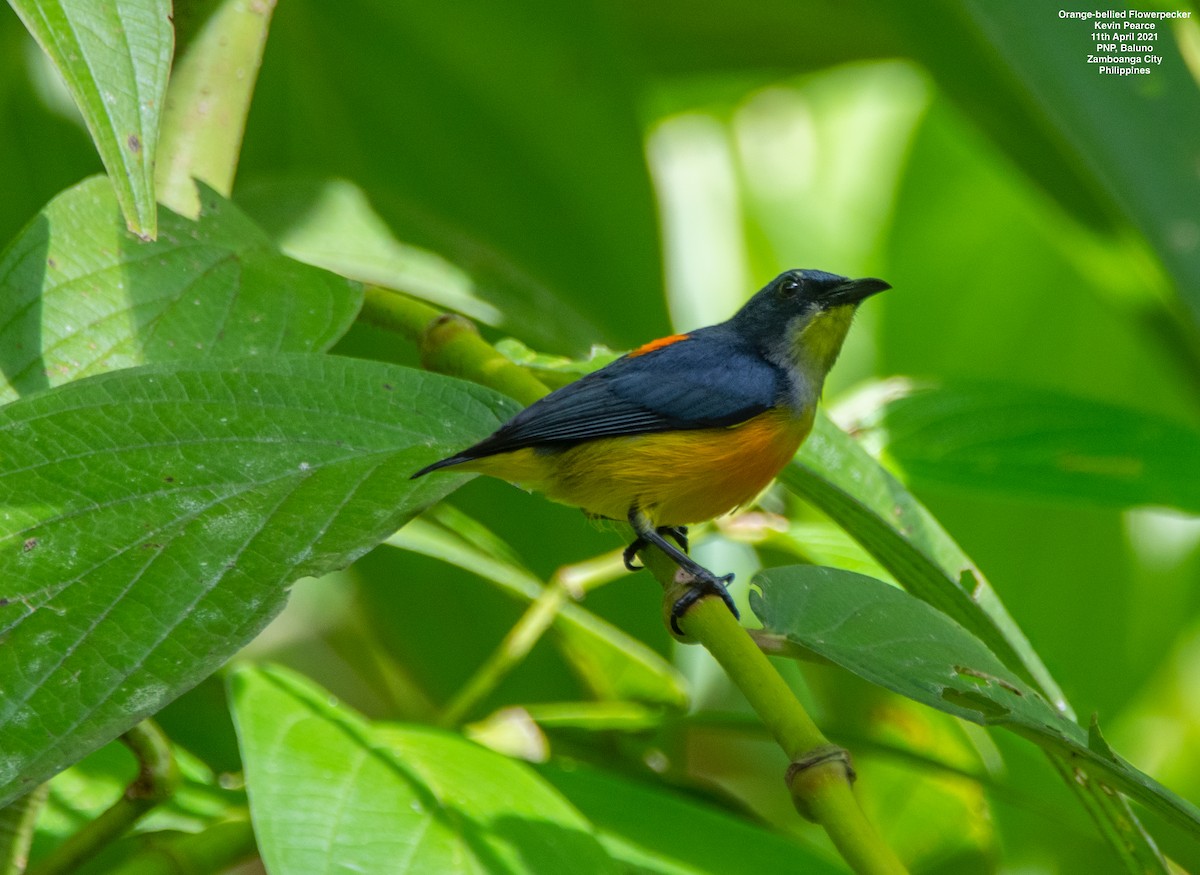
[670,571,738,636]
[623,518,735,634]
[623,538,647,571]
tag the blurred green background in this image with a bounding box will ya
[5,0,1200,871]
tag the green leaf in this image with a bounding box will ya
[9,0,172,237]
[494,338,623,390]
[758,519,894,583]
[783,413,1066,709]
[518,701,667,733]
[752,566,1200,842]
[873,78,1200,720]
[841,381,1200,515]
[0,355,519,805]
[236,177,504,327]
[387,517,689,709]
[0,176,361,403]
[754,567,1072,730]
[540,762,846,875]
[229,664,618,875]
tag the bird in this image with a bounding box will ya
[411,269,890,633]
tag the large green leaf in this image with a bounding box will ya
[239,0,665,352]
[874,88,1200,713]
[0,176,361,403]
[752,566,1200,842]
[230,664,618,875]
[8,0,172,237]
[783,415,1181,860]
[0,355,518,805]
[842,381,1200,514]
[784,413,1065,708]
[236,177,505,328]
[541,762,846,875]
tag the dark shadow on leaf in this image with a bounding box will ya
[0,214,49,398]
[491,814,616,874]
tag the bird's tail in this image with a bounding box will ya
[410,453,475,479]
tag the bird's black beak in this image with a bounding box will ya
[826,277,891,307]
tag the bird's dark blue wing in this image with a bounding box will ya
[452,327,783,461]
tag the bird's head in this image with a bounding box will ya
[729,269,890,378]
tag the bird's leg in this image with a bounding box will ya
[622,525,688,572]
[626,510,737,634]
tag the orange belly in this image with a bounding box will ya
[463,407,812,526]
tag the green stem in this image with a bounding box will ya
[106,814,257,875]
[645,550,907,875]
[156,0,276,216]
[29,722,180,875]
[0,785,48,875]
[360,286,549,405]
[439,551,629,727]
[440,580,571,728]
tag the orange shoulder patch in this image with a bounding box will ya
[629,333,689,358]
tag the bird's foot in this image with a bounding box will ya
[623,509,735,634]
[669,570,737,636]
[623,526,688,571]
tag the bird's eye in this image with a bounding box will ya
[779,277,802,297]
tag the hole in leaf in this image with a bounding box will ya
[940,688,1010,721]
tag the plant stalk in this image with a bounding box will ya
[105,815,257,875]
[439,550,629,727]
[29,721,180,875]
[645,551,907,875]
[0,784,47,875]
[156,0,277,216]
[360,286,548,406]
